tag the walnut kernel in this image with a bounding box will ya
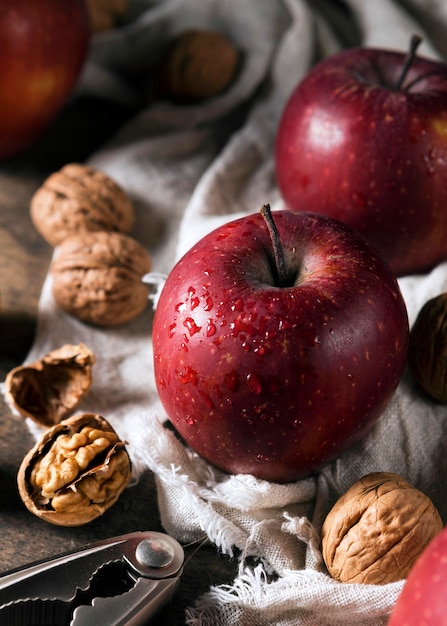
[4,343,95,427]
[18,413,132,526]
[30,163,134,246]
[321,472,443,584]
[408,292,447,402]
[156,29,240,103]
[51,230,151,326]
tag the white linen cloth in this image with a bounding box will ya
[7,1,447,623]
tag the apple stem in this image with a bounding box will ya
[260,204,288,288]
[396,34,422,91]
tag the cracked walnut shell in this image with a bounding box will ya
[18,413,132,526]
[321,472,443,584]
[4,343,95,427]
[51,230,151,326]
[156,29,240,103]
[30,163,134,246]
[408,292,447,403]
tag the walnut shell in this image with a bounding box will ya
[408,293,447,403]
[18,413,131,526]
[4,343,95,427]
[51,230,151,326]
[321,472,443,584]
[156,29,240,103]
[85,0,128,32]
[30,163,134,246]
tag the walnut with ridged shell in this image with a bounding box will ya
[156,29,240,103]
[30,163,134,247]
[51,230,151,326]
[321,472,443,584]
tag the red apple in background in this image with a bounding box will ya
[275,36,447,277]
[152,207,409,483]
[0,0,90,161]
[388,525,447,625]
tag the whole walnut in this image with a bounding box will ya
[408,292,447,402]
[51,230,151,326]
[156,29,240,103]
[321,472,443,584]
[31,163,134,246]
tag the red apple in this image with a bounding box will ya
[388,525,447,625]
[0,0,90,160]
[152,208,409,483]
[275,36,447,277]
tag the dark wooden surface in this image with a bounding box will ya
[0,97,237,624]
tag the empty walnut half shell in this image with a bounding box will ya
[408,292,447,403]
[321,472,443,584]
[18,413,132,526]
[4,343,95,427]
[51,230,151,326]
[30,163,134,246]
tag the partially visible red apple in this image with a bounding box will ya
[152,207,409,483]
[388,525,447,625]
[275,36,447,277]
[0,0,90,160]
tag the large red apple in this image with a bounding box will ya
[275,36,447,277]
[388,525,447,625]
[152,208,409,483]
[0,0,90,161]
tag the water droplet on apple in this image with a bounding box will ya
[199,390,214,409]
[179,366,198,385]
[224,370,240,391]
[183,317,201,336]
[277,317,296,331]
[168,323,176,338]
[253,344,273,357]
[206,319,216,337]
[204,295,213,311]
[185,415,196,426]
[231,298,244,312]
[190,296,200,310]
[247,372,263,394]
